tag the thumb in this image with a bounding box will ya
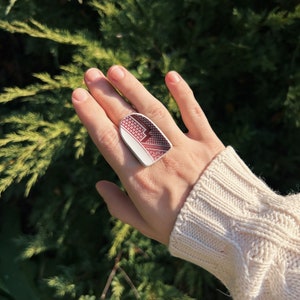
[96,181,149,234]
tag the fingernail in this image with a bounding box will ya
[72,88,89,102]
[109,65,125,80]
[168,71,181,83]
[85,68,103,84]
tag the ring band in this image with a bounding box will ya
[119,113,172,166]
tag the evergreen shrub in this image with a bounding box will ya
[0,0,299,299]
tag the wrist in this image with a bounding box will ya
[168,146,281,298]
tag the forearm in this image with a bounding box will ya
[169,146,300,299]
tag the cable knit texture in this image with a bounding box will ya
[169,147,300,299]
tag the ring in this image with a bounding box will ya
[119,113,172,166]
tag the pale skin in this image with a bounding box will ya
[72,65,225,245]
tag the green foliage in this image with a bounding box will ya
[0,0,299,299]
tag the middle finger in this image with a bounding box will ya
[84,68,135,125]
[107,65,184,144]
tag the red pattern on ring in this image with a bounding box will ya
[120,114,171,161]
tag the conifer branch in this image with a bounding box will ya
[0,70,83,103]
[101,251,122,299]
[101,251,140,299]
[0,114,72,196]
[109,222,132,258]
[4,0,18,15]
[0,19,89,46]
[118,266,140,299]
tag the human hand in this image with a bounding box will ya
[72,66,225,245]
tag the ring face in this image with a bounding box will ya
[119,113,172,166]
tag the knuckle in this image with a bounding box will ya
[146,103,167,120]
[129,169,157,195]
[191,103,205,119]
[95,126,119,152]
[178,82,195,100]
[185,85,195,98]
[123,79,140,99]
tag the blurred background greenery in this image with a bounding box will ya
[0,0,299,299]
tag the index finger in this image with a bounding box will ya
[72,88,139,173]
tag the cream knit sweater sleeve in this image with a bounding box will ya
[169,146,300,300]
